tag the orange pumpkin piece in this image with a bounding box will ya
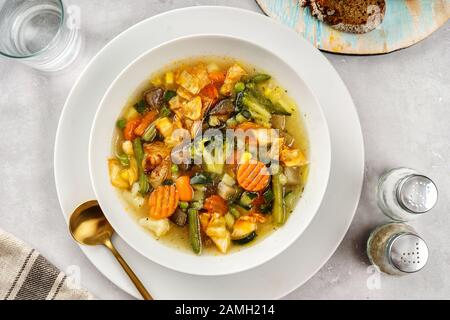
[148,185,179,219]
[237,161,270,192]
[204,195,228,216]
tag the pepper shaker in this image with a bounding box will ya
[377,167,438,221]
[367,223,429,275]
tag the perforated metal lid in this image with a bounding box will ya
[397,175,438,213]
[388,233,429,273]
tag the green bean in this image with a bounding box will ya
[133,137,144,165]
[272,172,285,225]
[187,209,202,254]
[249,74,271,83]
[133,137,149,194]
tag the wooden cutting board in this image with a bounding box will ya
[256,0,449,54]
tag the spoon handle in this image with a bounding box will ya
[104,239,153,300]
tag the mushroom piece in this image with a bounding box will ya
[144,87,164,110]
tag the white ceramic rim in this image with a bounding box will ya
[89,33,331,276]
[54,6,364,299]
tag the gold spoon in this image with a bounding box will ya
[69,200,153,300]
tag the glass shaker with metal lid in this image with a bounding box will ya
[377,167,438,221]
[367,223,429,275]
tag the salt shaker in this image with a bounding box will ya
[367,223,429,275]
[377,167,438,221]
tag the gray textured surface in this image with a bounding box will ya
[0,0,448,300]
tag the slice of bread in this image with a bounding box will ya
[300,0,386,34]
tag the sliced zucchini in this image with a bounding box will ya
[232,231,257,245]
[190,173,212,185]
[239,191,258,209]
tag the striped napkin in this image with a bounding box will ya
[0,229,93,300]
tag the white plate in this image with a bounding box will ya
[89,34,331,276]
[54,6,364,299]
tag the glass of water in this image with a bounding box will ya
[0,0,82,72]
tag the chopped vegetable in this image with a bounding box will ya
[182,96,202,121]
[116,119,126,129]
[170,208,187,227]
[175,176,193,201]
[177,70,201,95]
[220,64,246,96]
[234,82,245,93]
[263,84,296,116]
[232,231,257,245]
[204,195,228,215]
[116,153,129,167]
[229,206,241,219]
[237,161,270,192]
[139,217,170,238]
[248,74,271,83]
[200,84,219,104]
[122,141,134,155]
[284,167,301,185]
[221,173,235,186]
[163,90,177,102]
[148,185,179,219]
[133,99,148,114]
[171,164,179,175]
[206,213,231,253]
[190,173,212,185]
[165,72,174,85]
[284,191,296,210]
[154,117,174,138]
[239,191,258,209]
[242,92,272,126]
[280,147,308,167]
[108,159,129,189]
[231,216,257,240]
[124,107,140,121]
[217,181,236,201]
[144,88,164,109]
[272,172,285,225]
[188,209,202,254]
[134,110,158,136]
[123,118,141,141]
[142,122,156,142]
[209,98,234,116]
[179,201,189,210]
[208,70,226,84]
[159,106,172,118]
[224,212,235,230]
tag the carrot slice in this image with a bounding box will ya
[237,161,270,192]
[204,195,228,215]
[134,110,158,136]
[175,176,193,201]
[236,121,262,131]
[208,71,226,84]
[200,84,219,100]
[123,117,142,141]
[148,185,179,219]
